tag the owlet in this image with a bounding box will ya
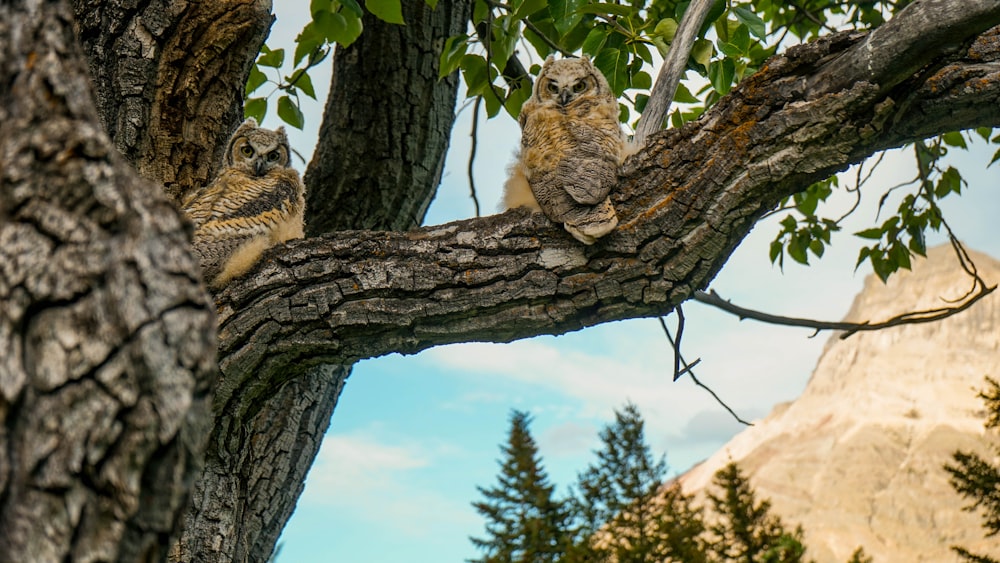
[181,118,306,290]
[503,56,626,245]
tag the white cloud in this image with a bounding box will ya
[301,432,472,537]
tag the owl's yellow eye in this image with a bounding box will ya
[240,145,254,157]
[573,79,587,93]
[267,150,281,162]
[547,81,559,94]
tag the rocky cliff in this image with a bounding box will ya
[679,244,1000,562]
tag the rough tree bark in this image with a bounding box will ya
[0,1,216,561]
[1,0,999,562]
[174,2,474,562]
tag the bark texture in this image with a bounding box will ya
[72,0,274,204]
[2,0,1000,561]
[303,0,470,234]
[174,2,473,561]
[0,2,215,561]
[213,24,1000,377]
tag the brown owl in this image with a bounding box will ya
[503,56,625,245]
[181,118,305,290]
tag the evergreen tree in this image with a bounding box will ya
[706,462,808,563]
[470,410,571,563]
[846,547,873,563]
[571,403,690,561]
[947,376,1000,563]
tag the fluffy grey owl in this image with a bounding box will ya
[181,118,305,289]
[503,56,626,245]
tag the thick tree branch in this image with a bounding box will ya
[213,21,1000,402]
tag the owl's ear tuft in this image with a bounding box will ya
[544,54,555,65]
[243,117,259,128]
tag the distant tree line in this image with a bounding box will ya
[469,404,872,563]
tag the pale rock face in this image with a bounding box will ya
[679,244,1000,563]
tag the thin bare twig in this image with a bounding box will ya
[693,278,995,340]
[657,315,753,426]
[468,97,482,217]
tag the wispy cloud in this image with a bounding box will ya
[301,432,473,537]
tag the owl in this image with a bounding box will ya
[181,118,305,290]
[503,56,625,245]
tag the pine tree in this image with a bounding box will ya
[706,462,808,563]
[470,410,571,563]
[571,403,699,561]
[946,376,1000,563]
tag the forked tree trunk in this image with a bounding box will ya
[1,0,999,561]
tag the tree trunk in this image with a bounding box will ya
[1,0,999,561]
[0,1,216,561]
[303,1,470,235]
[173,2,473,561]
[71,0,274,205]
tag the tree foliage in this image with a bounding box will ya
[947,377,1000,563]
[470,411,573,562]
[472,405,878,562]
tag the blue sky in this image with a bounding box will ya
[258,8,1000,562]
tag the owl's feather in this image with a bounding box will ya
[503,57,624,245]
[181,121,305,290]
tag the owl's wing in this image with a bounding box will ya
[557,135,621,206]
[191,177,302,283]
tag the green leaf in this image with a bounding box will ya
[490,18,520,72]
[787,235,808,265]
[294,22,326,66]
[673,83,698,104]
[514,0,546,19]
[654,18,678,43]
[277,95,305,129]
[691,38,714,70]
[439,35,468,78]
[257,46,285,68]
[483,86,504,117]
[942,131,967,149]
[769,240,783,264]
[809,238,824,258]
[460,54,490,97]
[733,6,767,39]
[577,3,633,17]
[855,228,883,240]
[244,97,267,122]
[855,246,871,270]
[634,93,649,113]
[708,58,735,95]
[504,77,532,119]
[549,0,584,36]
[245,65,268,96]
[338,0,364,17]
[365,0,404,24]
[990,146,1000,167]
[311,0,333,16]
[473,0,489,24]
[582,26,608,56]
[424,0,439,8]
[630,70,652,90]
[975,127,992,141]
[289,69,317,99]
[593,47,628,96]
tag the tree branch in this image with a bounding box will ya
[634,0,715,145]
[213,22,1000,396]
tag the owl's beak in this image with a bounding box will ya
[253,160,267,177]
[558,89,572,106]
